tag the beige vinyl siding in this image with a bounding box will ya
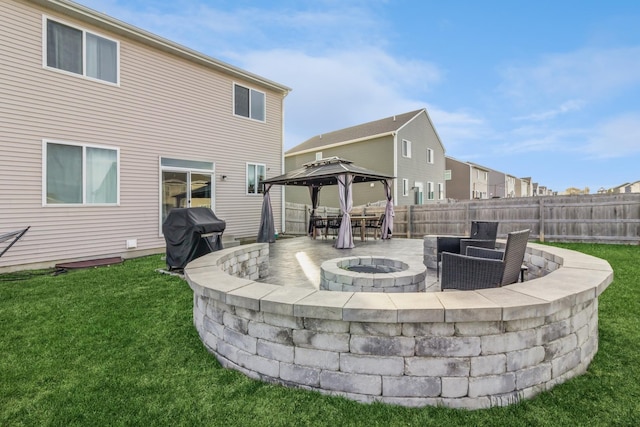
[0,0,284,269]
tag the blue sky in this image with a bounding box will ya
[77,0,640,193]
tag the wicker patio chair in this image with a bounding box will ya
[436,221,499,278]
[440,229,530,291]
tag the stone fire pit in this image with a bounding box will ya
[320,256,427,293]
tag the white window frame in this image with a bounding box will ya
[43,16,120,85]
[246,162,266,195]
[233,83,266,122]
[42,139,120,206]
[438,183,444,200]
[402,179,409,196]
[402,139,412,158]
[159,157,215,235]
[315,152,323,161]
[426,148,434,164]
[427,181,435,200]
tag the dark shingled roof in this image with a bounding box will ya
[262,157,394,187]
[285,109,425,155]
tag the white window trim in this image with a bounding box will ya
[402,178,409,196]
[402,139,412,158]
[246,162,266,195]
[233,82,266,122]
[426,148,434,164]
[42,15,120,86]
[427,181,435,200]
[438,182,444,200]
[315,152,323,161]
[42,139,120,206]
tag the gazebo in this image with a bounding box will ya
[257,157,395,248]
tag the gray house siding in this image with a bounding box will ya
[285,136,394,207]
[445,157,471,200]
[395,112,446,206]
[488,170,506,198]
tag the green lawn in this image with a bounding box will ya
[1,243,638,426]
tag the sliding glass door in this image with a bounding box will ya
[160,158,214,231]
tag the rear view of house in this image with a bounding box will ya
[0,0,290,271]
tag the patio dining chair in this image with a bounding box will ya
[440,228,530,291]
[436,221,499,278]
[365,213,386,240]
[327,217,342,238]
[311,216,328,239]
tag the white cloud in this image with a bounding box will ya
[513,99,585,121]
[584,113,640,158]
[237,48,442,147]
[501,47,640,105]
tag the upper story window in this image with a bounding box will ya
[45,18,119,84]
[247,163,266,195]
[315,152,323,161]
[44,140,119,205]
[234,84,265,121]
[402,139,412,158]
[426,148,434,164]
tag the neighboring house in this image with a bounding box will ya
[611,181,640,194]
[505,174,517,198]
[520,177,533,197]
[0,0,290,270]
[445,157,491,200]
[284,109,446,207]
[488,169,506,198]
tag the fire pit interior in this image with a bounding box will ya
[346,264,402,274]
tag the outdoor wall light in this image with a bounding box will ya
[221,175,228,181]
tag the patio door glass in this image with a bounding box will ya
[160,158,215,230]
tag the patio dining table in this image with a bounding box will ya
[312,215,379,241]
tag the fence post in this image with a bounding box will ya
[539,198,545,242]
[407,205,413,238]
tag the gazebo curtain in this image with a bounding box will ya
[257,183,275,243]
[335,173,354,249]
[307,185,321,236]
[382,179,394,239]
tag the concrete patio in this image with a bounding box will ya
[256,236,439,290]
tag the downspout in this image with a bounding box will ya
[280,94,286,234]
[393,132,398,206]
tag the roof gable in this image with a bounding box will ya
[286,109,425,155]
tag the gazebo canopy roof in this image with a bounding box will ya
[262,157,394,187]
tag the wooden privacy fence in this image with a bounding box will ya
[284,193,640,244]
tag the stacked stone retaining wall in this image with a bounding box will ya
[185,240,612,409]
